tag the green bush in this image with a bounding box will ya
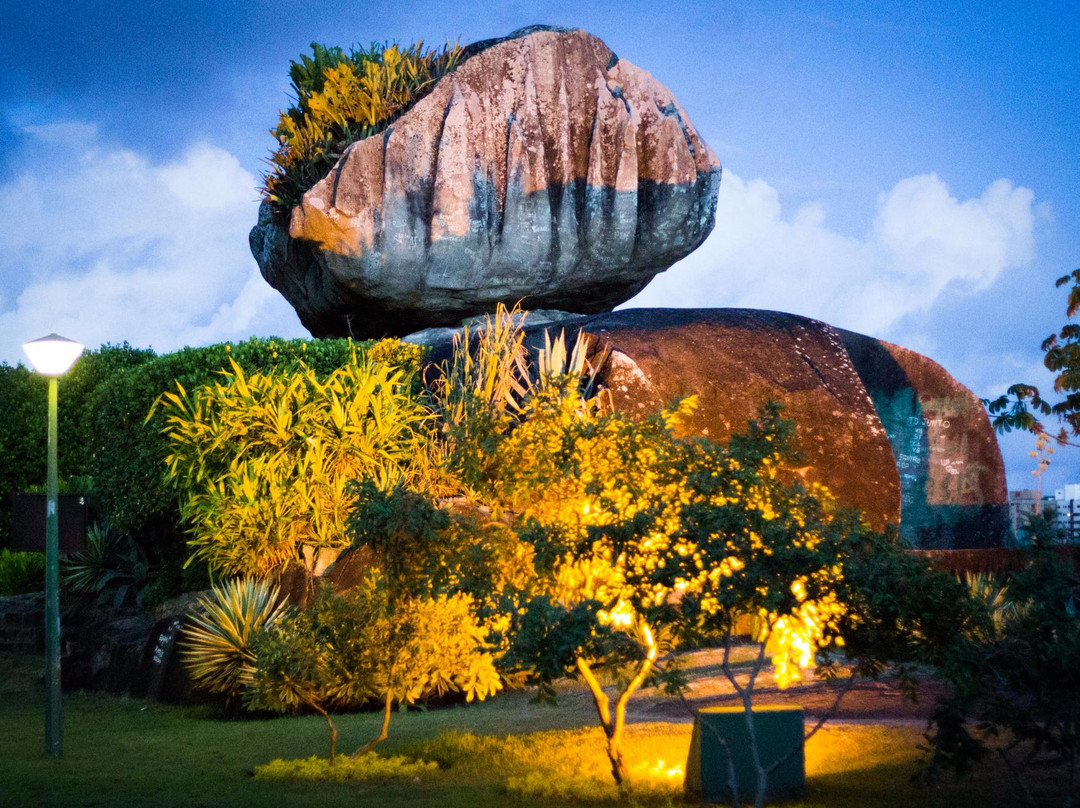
[926,529,1080,802]
[248,580,501,761]
[0,337,410,600]
[86,337,363,545]
[0,343,152,550]
[0,549,45,596]
[85,337,394,597]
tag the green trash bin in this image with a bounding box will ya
[684,706,804,804]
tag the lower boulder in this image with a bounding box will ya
[415,307,1009,548]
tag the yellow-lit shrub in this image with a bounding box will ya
[157,345,438,578]
[443,307,865,788]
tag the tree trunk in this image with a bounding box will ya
[352,690,394,758]
[576,621,659,787]
[311,702,337,763]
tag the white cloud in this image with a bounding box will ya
[0,128,1038,372]
[627,170,1036,338]
[0,127,307,363]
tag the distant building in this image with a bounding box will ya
[1008,489,1041,540]
[1053,484,1080,542]
[1009,485,1080,543]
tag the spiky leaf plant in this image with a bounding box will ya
[181,577,289,698]
[433,303,608,499]
[63,523,149,609]
[963,570,1021,640]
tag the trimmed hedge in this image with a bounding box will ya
[0,337,409,599]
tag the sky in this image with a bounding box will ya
[1,1,1077,493]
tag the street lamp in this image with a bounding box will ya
[22,333,84,758]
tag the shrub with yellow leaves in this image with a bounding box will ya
[425,306,959,802]
[440,307,905,799]
[157,343,440,578]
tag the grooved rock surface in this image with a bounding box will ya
[415,308,1009,548]
[251,26,721,338]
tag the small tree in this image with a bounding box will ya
[438,307,954,799]
[464,372,861,793]
[987,267,1080,444]
[248,579,502,762]
[925,529,1080,806]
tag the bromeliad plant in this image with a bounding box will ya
[63,523,150,609]
[157,345,440,578]
[265,39,464,210]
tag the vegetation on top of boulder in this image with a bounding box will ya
[264,39,464,211]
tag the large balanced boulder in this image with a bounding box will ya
[415,308,1010,548]
[251,26,722,338]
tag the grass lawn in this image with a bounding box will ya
[0,660,1061,808]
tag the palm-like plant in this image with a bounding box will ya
[181,577,289,698]
[963,570,1020,640]
[63,523,149,609]
[434,304,609,496]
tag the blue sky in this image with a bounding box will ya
[1,1,1078,492]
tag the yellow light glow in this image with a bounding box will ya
[642,759,684,779]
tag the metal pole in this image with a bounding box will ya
[45,376,62,757]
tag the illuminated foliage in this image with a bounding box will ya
[441,307,862,791]
[347,480,537,653]
[181,577,289,700]
[158,343,439,578]
[265,40,464,210]
[248,579,502,762]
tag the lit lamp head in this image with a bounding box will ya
[22,333,84,376]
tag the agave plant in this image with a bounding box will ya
[181,577,289,698]
[63,523,149,609]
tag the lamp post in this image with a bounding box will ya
[22,333,84,758]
